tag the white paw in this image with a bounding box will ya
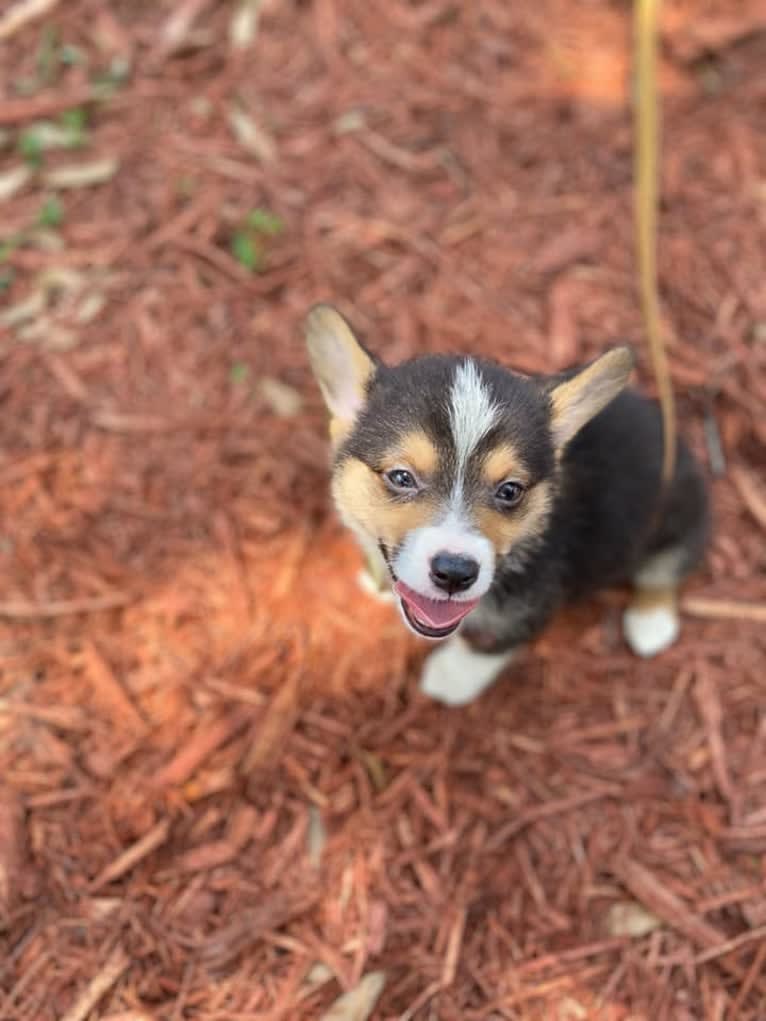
[356,568,395,603]
[623,603,680,658]
[419,636,514,707]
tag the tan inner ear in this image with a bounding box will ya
[549,347,634,451]
[329,418,352,446]
[304,305,375,436]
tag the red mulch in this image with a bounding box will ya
[1,1,765,1018]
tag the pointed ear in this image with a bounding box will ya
[548,347,634,450]
[304,304,377,433]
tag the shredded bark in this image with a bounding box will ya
[1,0,765,1017]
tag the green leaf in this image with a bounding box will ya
[246,208,283,237]
[59,108,87,147]
[0,268,15,292]
[230,230,261,271]
[229,362,250,384]
[38,196,64,228]
[0,236,23,262]
[91,57,131,97]
[59,45,85,67]
[19,130,44,168]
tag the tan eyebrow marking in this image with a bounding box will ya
[379,429,439,478]
[481,442,529,487]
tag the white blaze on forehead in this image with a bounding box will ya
[390,360,501,611]
[448,360,498,492]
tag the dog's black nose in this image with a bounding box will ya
[430,552,479,594]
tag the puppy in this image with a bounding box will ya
[304,305,709,706]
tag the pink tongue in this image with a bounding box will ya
[395,581,479,629]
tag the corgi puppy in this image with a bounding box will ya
[304,305,709,706]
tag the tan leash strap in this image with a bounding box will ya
[635,0,676,488]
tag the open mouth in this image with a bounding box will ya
[394,581,480,640]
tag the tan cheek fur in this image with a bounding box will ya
[333,458,437,546]
[474,481,554,557]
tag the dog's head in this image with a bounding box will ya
[305,305,633,640]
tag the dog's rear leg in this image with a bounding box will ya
[622,547,687,657]
[624,447,710,658]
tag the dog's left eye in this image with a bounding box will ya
[495,480,526,507]
[385,468,418,491]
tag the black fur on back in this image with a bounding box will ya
[470,386,710,651]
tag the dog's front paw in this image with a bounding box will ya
[356,568,395,603]
[419,636,514,707]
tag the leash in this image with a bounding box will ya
[635,0,676,489]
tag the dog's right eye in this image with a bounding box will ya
[384,468,418,492]
[495,480,526,508]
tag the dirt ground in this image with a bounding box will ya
[1,1,765,1018]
